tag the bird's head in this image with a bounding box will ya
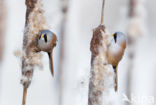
[38,30,57,52]
[39,30,53,43]
[111,32,127,48]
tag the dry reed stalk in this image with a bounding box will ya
[126,0,137,101]
[88,0,116,105]
[88,25,115,105]
[126,0,146,105]
[22,87,27,105]
[0,0,6,62]
[58,0,69,104]
[100,0,105,25]
[21,0,46,105]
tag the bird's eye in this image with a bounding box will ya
[114,33,117,43]
[44,34,48,43]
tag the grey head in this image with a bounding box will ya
[39,30,53,42]
[112,32,127,46]
[38,30,53,52]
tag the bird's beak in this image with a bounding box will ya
[41,34,44,39]
[110,33,114,37]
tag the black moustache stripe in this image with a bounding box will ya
[114,33,117,43]
[44,34,48,43]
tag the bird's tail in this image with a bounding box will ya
[113,66,118,92]
[48,52,54,77]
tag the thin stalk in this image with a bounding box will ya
[58,0,69,104]
[129,0,137,17]
[0,0,6,62]
[22,87,27,105]
[100,0,105,25]
[126,0,138,105]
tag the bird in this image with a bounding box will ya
[37,29,57,77]
[106,32,126,91]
